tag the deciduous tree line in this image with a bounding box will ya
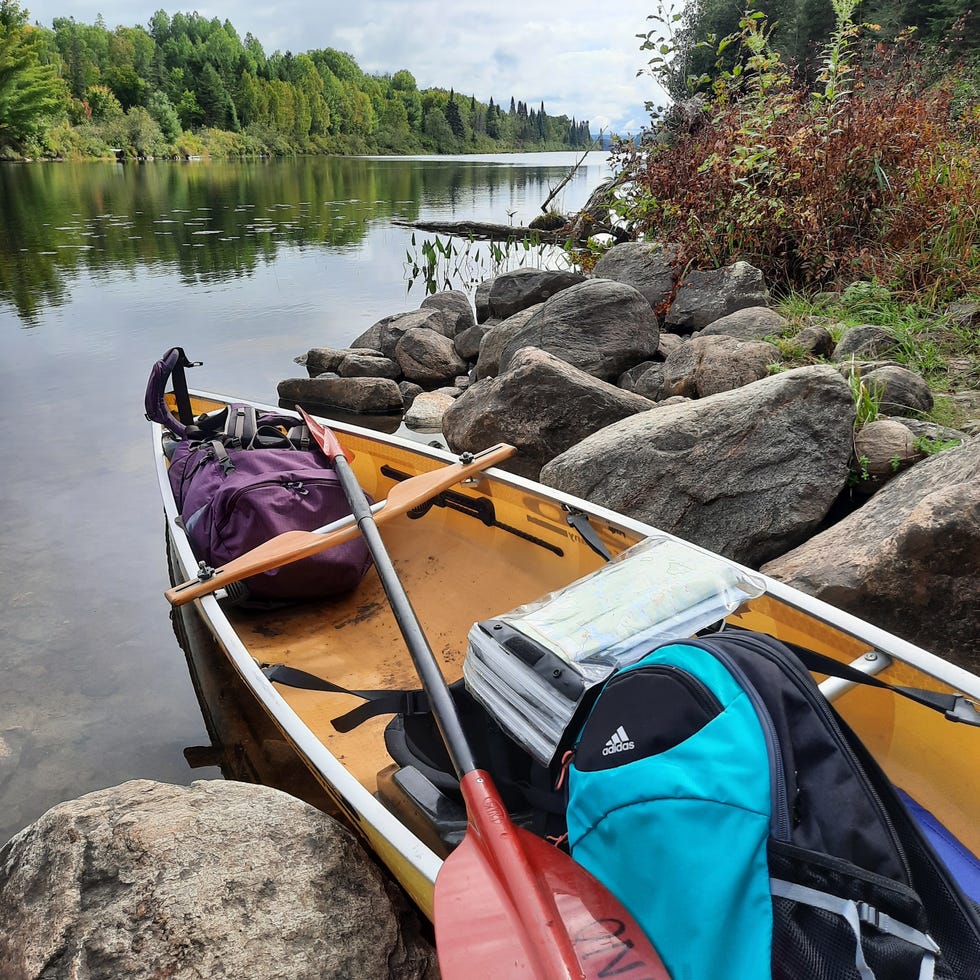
[0,2,595,157]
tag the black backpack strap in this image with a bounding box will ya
[169,348,197,427]
[261,664,429,732]
[224,404,258,446]
[145,347,201,436]
[785,641,980,727]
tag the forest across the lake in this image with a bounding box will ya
[0,1,596,160]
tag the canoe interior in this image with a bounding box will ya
[164,393,980,888]
[224,425,620,806]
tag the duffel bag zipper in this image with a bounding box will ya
[214,477,341,538]
[176,441,225,505]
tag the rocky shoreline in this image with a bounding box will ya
[278,245,979,671]
[3,244,976,980]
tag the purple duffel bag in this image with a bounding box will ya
[169,438,373,604]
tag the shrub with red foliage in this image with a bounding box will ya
[613,41,979,301]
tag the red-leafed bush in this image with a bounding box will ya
[615,6,980,303]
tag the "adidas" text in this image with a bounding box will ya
[602,725,635,756]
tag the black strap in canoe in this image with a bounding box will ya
[262,664,429,732]
[786,641,980,727]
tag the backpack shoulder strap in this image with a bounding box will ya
[145,347,201,437]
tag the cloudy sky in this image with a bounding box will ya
[25,0,671,134]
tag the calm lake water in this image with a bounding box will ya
[0,151,613,844]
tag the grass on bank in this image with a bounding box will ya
[763,284,979,441]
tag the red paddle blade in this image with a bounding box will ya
[435,772,669,980]
[296,406,348,461]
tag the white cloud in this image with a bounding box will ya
[27,0,667,133]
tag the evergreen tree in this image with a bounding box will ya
[486,97,500,138]
[0,1,66,148]
[445,87,464,137]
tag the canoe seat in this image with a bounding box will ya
[376,764,466,858]
[376,687,566,851]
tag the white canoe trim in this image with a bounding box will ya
[153,420,444,888]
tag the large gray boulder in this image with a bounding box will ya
[475,305,542,379]
[661,335,780,399]
[301,347,348,376]
[592,242,678,316]
[404,391,456,430]
[420,290,476,335]
[697,306,789,341]
[278,376,405,414]
[762,438,980,671]
[498,279,660,382]
[664,261,770,334]
[454,321,492,362]
[443,347,656,479]
[338,350,402,379]
[0,780,437,980]
[351,309,455,358]
[862,365,934,417]
[794,322,835,358]
[483,268,585,320]
[849,419,923,496]
[394,327,469,387]
[540,365,855,567]
[831,324,902,362]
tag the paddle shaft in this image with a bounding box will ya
[329,440,478,776]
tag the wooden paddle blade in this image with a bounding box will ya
[164,526,359,606]
[435,772,670,980]
[163,438,516,606]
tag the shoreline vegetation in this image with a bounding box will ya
[3,0,977,363]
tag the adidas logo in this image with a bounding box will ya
[602,725,635,756]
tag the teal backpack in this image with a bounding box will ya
[565,631,980,980]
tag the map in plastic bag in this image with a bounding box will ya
[496,533,766,670]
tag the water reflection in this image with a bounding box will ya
[1,155,604,324]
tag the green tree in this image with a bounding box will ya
[51,16,101,97]
[122,104,164,155]
[175,87,202,128]
[391,68,422,129]
[0,1,67,149]
[197,62,237,130]
[85,83,122,120]
[486,97,500,138]
[445,88,464,137]
[422,106,455,151]
[147,88,180,139]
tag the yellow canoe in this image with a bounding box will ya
[155,389,980,937]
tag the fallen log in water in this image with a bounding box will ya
[392,218,569,243]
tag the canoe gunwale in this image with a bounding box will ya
[180,387,976,698]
